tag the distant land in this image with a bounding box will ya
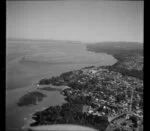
[87,42,143,79]
[7,38,143,45]
[87,41,143,53]
[6,38,85,45]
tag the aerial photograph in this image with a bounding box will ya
[6,0,143,131]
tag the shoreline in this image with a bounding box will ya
[27,48,143,130]
[21,52,118,129]
[6,42,143,130]
[6,82,67,131]
[36,83,70,91]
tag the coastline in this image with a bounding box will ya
[26,46,143,131]
[6,52,117,130]
[6,79,67,131]
[6,42,143,131]
[36,83,70,91]
[19,55,117,130]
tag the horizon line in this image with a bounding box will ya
[6,37,143,44]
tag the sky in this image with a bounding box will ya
[6,1,143,43]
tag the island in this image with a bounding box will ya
[28,42,143,131]
[17,91,47,107]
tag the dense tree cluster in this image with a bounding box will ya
[31,103,109,131]
[109,66,143,80]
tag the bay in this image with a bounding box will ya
[6,40,117,130]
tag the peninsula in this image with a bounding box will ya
[29,42,143,131]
